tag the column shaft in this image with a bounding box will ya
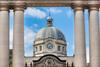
[89,7,100,67]
[13,8,24,67]
[74,7,86,67]
[0,8,9,67]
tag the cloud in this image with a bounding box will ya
[86,47,90,63]
[49,8,62,13]
[9,10,14,49]
[24,27,36,56]
[9,26,36,56]
[46,7,62,14]
[9,10,13,17]
[9,29,13,49]
[24,44,33,56]
[9,26,36,48]
[24,27,36,44]
[24,7,47,19]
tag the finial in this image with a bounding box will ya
[47,10,53,27]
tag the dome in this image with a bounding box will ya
[34,27,66,42]
[33,17,67,57]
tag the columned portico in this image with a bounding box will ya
[0,4,9,67]
[74,6,86,67]
[0,1,99,67]
[13,4,25,67]
[89,6,100,67]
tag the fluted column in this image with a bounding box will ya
[74,6,86,67]
[13,4,25,67]
[0,5,9,67]
[89,6,100,67]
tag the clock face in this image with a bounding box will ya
[47,43,53,49]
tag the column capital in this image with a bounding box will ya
[0,3,9,11]
[89,6,99,11]
[74,6,84,11]
[14,1,26,11]
[71,1,86,11]
[88,1,99,10]
[71,4,84,11]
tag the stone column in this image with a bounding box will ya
[74,6,86,67]
[99,9,100,36]
[13,4,25,67]
[89,6,100,67]
[99,8,100,61]
[0,5,9,67]
[99,8,100,28]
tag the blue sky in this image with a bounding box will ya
[9,7,90,62]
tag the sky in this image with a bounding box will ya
[9,7,90,63]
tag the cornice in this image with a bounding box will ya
[13,1,26,11]
[0,1,99,10]
[0,2,9,11]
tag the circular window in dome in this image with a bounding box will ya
[47,43,53,49]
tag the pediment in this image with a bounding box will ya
[33,55,66,67]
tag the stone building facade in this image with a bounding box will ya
[0,1,99,67]
[25,17,85,67]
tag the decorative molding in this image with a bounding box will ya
[0,1,100,9]
[0,3,9,11]
[89,6,99,11]
[13,1,26,11]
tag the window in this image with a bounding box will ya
[58,46,61,51]
[62,47,64,51]
[39,46,42,51]
[35,47,37,52]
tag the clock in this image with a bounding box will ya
[47,43,53,49]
